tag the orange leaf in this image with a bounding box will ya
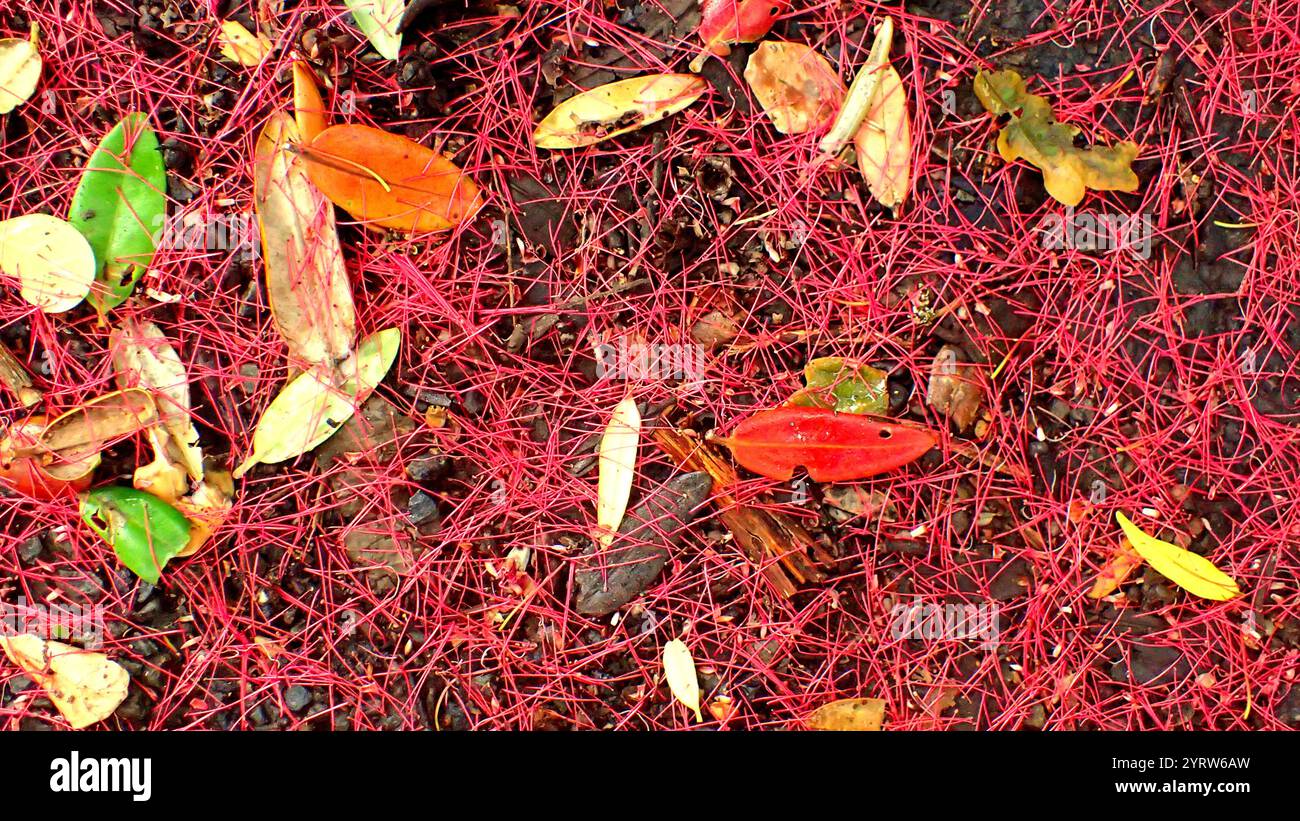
[301,124,483,233]
[1088,537,1143,599]
[744,41,845,135]
[293,61,329,143]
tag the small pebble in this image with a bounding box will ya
[285,685,312,712]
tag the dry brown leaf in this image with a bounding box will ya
[744,41,844,135]
[0,635,129,729]
[807,697,885,730]
[27,389,157,478]
[926,345,982,431]
[111,318,204,482]
[854,64,911,210]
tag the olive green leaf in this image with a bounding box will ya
[80,485,192,584]
[974,69,1139,207]
[68,113,167,314]
[788,356,888,415]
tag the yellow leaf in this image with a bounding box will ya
[662,638,702,722]
[232,327,400,478]
[534,74,707,149]
[0,214,95,313]
[975,69,1139,207]
[217,20,273,67]
[0,25,41,115]
[807,697,885,730]
[595,394,640,548]
[1115,511,1241,601]
[0,635,129,729]
[292,60,329,143]
[254,111,356,368]
[744,41,845,135]
[111,318,204,482]
[1087,537,1143,599]
[854,64,911,210]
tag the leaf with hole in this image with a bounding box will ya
[0,214,95,313]
[67,113,167,314]
[715,405,936,482]
[0,635,129,729]
[301,124,482,233]
[81,485,192,584]
[1115,512,1241,601]
[744,41,844,135]
[533,74,707,149]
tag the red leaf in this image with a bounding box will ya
[691,0,789,71]
[716,406,937,482]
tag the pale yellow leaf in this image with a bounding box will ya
[254,111,356,368]
[1116,511,1241,601]
[534,74,707,149]
[662,638,702,722]
[111,318,204,481]
[819,15,893,156]
[854,64,911,210]
[232,327,400,478]
[744,41,845,135]
[807,697,886,730]
[0,214,95,313]
[0,27,41,115]
[0,635,129,729]
[595,394,640,548]
[217,20,273,67]
[345,0,405,61]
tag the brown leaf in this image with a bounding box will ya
[926,345,982,431]
[0,635,129,729]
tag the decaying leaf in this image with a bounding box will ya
[1088,537,1143,599]
[975,69,1140,207]
[111,318,204,482]
[1115,512,1241,601]
[533,74,707,149]
[255,112,356,366]
[691,0,789,72]
[595,394,640,548]
[744,41,844,135]
[232,327,400,478]
[24,389,157,481]
[788,356,888,415]
[820,15,894,157]
[0,214,96,313]
[854,64,911,210]
[807,697,886,730]
[172,474,234,557]
[301,123,483,233]
[344,0,405,61]
[292,60,329,143]
[662,638,702,722]
[926,345,983,431]
[217,20,273,66]
[0,342,41,407]
[0,635,129,729]
[0,24,41,115]
[0,416,94,499]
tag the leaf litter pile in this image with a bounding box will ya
[0,0,1296,731]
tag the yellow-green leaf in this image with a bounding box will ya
[0,214,95,313]
[216,20,273,67]
[788,356,888,415]
[344,0,404,61]
[807,697,886,730]
[595,394,640,548]
[1115,511,1241,601]
[974,69,1139,207]
[534,74,707,149]
[662,638,702,722]
[0,25,41,115]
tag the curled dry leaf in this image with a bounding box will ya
[0,214,96,313]
[232,327,401,478]
[595,395,640,548]
[926,345,983,431]
[854,64,911,210]
[820,15,894,157]
[0,24,41,115]
[0,635,129,729]
[1088,537,1143,599]
[217,19,273,66]
[807,697,886,730]
[662,638,702,722]
[302,123,483,233]
[292,60,329,143]
[344,0,405,61]
[533,74,707,150]
[1116,512,1241,601]
[0,416,94,499]
[24,389,157,481]
[172,473,234,557]
[255,112,356,366]
[111,318,204,482]
[691,0,789,72]
[744,41,845,135]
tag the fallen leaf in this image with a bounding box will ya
[0,342,41,407]
[25,389,157,481]
[533,74,707,149]
[1088,537,1143,599]
[0,214,95,313]
[715,405,936,482]
[292,60,329,143]
[788,356,888,415]
[0,635,129,729]
[254,112,356,366]
[345,0,405,61]
[111,318,204,482]
[172,475,233,557]
[0,24,41,115]
[691,0,789,72]
[301,123,483,233]
[975,69,1140,207]
[68,113,167,314]
[662,638,702,722]
[81,485,192,584]
[854,64,911,210]
[926,345,982,431]
[595,394,640,548]
[217,19,273,66]
[0,416,94,499]
[807,697,885,730]
[232,327,401,478]
[1115,512,1241,601]
[744,41,844,135]
[820,15,894,157]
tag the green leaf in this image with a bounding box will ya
[80,486,191,584]
[788,357,889,415]
[344,0,405,61]
[67,113,167,314]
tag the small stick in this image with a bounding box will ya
[818,15,894,158]
[0,342,41,408]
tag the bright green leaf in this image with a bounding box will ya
[80,485,191,584]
